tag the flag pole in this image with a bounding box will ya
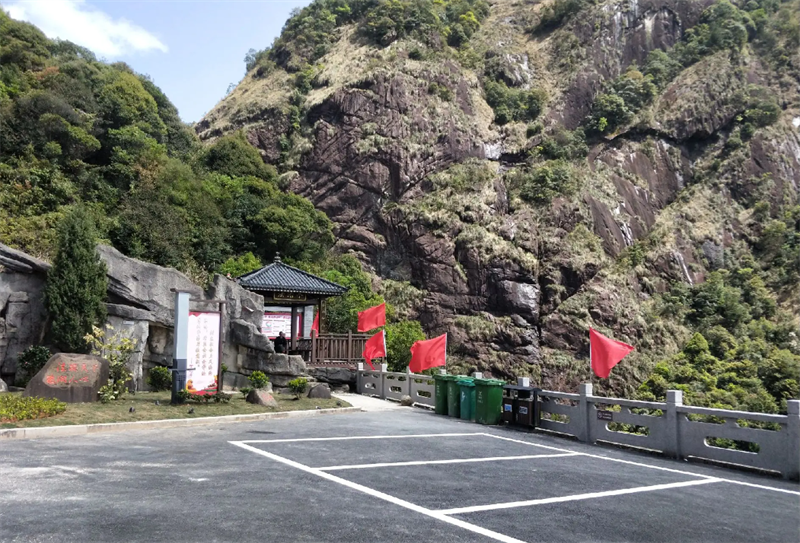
[589,328,594,388]
[444,333,448,373]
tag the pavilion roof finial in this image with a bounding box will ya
[274,252,281,263]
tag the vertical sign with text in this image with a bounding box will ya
[187,311,220,394]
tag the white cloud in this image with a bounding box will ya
[6,0,167,57]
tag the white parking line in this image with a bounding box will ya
[317,452,580,471]
[240,432,481,444]
[480,432,800,496]
[435,478,722,515]
[230,441,527,543]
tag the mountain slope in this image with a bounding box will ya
[198,0,800,403]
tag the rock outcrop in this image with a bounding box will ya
[23,353,109,403]
[0,242,286,391]
[0,244,50,384]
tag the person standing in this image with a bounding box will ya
[273,331,288,354]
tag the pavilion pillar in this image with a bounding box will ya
[290,305,298,351]
[318,299,323,335]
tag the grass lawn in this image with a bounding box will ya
[0,391,351,429]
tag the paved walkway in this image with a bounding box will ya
[333,393,409,412]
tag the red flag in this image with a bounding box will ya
[408,333,447,374]
[357,303,386,332]
[311,312,319,334]
[362,330,386,370]
[590,328,634,379]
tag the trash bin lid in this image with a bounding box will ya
[456,379,475,387]
[503,384,536,391]
[474,378,505,386]
[434,374,458,381]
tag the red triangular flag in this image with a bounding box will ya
[357,303,386,332]
[311,312,319,334]
[408,333,447,374]
[590,328,634,379]
[362,330,386,370]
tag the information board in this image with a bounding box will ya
[187,311,220,394]
[261,312,302,339]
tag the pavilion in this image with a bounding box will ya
[236,255,347,352]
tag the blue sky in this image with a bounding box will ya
[5,0,312,122]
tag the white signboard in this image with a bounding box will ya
[262,312,301,339]
[187,311,220,395]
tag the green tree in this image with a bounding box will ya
[203,132,277,182]
[386,320,426,370]
[218,252,263,278]
[45,207,108,352]
[97,70,167,140]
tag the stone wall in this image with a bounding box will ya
[0,243,308,391]
[0,245,50,384]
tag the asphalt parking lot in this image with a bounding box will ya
[1,409,798,542]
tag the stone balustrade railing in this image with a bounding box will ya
[356,366,800,480]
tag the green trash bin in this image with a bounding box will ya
[432,374,452,416]
[457,379,476,421]
[447,376,467,418]
[474,378,505,425]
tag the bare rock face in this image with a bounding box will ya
[0,378,8,393]
[0,244,50,274]
[23,353,109,403]
[0,243,49,382]
[653,53,749,141]
[231,320,273,353]
[98,245,203,326]
[246,388,278,408]
[307,384,332,399]
[307,367,356,390]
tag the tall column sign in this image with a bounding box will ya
[186,311,221,395]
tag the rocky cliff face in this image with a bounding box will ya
[198,0,800,393]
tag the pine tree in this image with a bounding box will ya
[45,207,108,353]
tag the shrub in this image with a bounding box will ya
[484,79,547,124]
[428,82,454,101]
[643,49,683,89]
[408,48,424,60]
[240,386,253,399]
[147,366,172,391]
[526,122,543,138]
[535,0,587,33]
[187,391,231,404]
[588,68,657,133]
[537,128,588,160]
[17,346,51,382]
[514,159,578,205]
[0,395,66,422]
[288,377,308,399]
[85,324,135,403]
[248,371,270,390]
[45,207,108,353]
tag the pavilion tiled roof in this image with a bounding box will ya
[236,255,347,296]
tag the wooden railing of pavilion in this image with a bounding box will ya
[291,332,371,368]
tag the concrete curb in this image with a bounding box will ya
[0,407,363,441]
